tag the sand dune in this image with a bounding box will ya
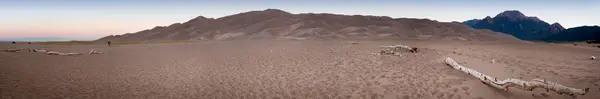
[97,9,517,42]
[1,40,599,99]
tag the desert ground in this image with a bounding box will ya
[1,40,599,99]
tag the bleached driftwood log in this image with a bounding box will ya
[444,57,589,96]
[89,49,102,54]
[1,48,28,52]
[2,49,20,52]
[31,49,49,52]
[47,51,82,56]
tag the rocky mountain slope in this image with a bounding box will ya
[97,9,518,41]
[462,10,564,40]
[540,26,600,42]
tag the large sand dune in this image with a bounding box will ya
[1,40,599,99]
[96,9,517,42]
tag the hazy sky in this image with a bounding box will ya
[1,0,598,39]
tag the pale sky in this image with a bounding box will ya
[1,0,599,40]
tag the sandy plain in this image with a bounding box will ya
[1,40,599,99]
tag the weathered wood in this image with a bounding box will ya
[1,48,27,52]
[89,49,102,54]
[1,49,19,52]
[444,57,589,96]
[31,49,49,52]
[47,51,82,56]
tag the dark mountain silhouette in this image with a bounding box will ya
[462,10,565,40]
[540,26,600,42]
[462,19,480,26]
[97,9,518,41]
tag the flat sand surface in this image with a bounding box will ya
[1,40,599,99]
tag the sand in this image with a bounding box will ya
[1,40,599,99]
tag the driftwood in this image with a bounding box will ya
[444,57,589,96]
[1,48,28,52]
[4,48,98,56]
[31,49,49,52]
[1,49,20,52]
[89,49,102,54]
[47,51,82,56]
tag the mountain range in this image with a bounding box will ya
[97,9,517,42]
[462,10,565,40]
[539,26,600,42]
[463,10,599,42]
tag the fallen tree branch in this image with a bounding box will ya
[444,57,589,96]
[31,49,49,52]
[47,51,82,56]
[1,49,20,52]
[1,48,28,52]
[89,49,102,54]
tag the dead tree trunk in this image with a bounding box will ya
[47,51,82,56]
[444,57,589,96]
[89,49,102,54]
[31,49,49,52]
[1,48,27,52]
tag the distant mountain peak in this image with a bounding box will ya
[258,8,292,15]
[263,9,286,12]
[217,9,291,20]
[194,16,209,20]
[185,16,213,23]
[483,16,493,20]
[495,10,526,19]
[551,23,563,27]
[548,22,566,32]
[462,10,566,40]
[551,22,560,25]
[482,16,494,23]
